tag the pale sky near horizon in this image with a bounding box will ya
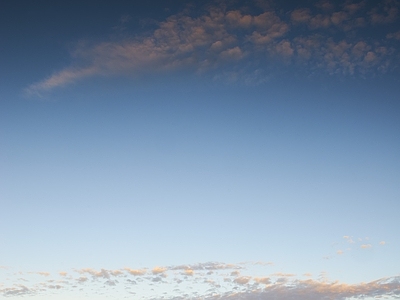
[1,0,400,299]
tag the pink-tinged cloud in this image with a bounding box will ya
[24,1,400,95]
[124,268,147,276]
[152,267,167,275]
[1,262,400,299]
[369,0,399,24]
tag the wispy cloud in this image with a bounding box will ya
[25,0,400,96]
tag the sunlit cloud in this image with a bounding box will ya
[24,0,400,96]
[2,262,400,299]
[124,268,147,276]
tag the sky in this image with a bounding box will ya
[1,0,400,299]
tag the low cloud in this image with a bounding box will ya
[152,267,167,275]
[201,277,400,300]
[124,268,147,276]
[76,268,124,279]
[1,262,400,299]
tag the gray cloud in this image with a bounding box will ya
[1,285,34,297]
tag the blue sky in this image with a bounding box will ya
[1,0,400,299]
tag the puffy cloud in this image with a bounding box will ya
[387,30,400,39]
[1,285,33,297]
[124,268,147,276]
[183,269,194,276]
[369,0,399,24]
[331,11,349,25]
[233,276,251,285]
[343,2,365,14]
[225,10,253,27]
[200,277,400,300]
[76,268,124,279]
[361,244,372,249]
[1,263,400,299]
[152,267,167,275]
[316,0,335,12]
[25,0,400,95]
[275,40,294,57]
[219,46,244,60]
[254,277,271,284]
[291,9,312,23]
[77,276,88,283]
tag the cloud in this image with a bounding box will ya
[124,268,147,276]
[233,276,251,285]
[369,0,399,24]
[1,263,400,299]
[170,262,243,271]
[272,272,296,277]
[25,0,400,95]
[183,269,194,276]
[253,277,271,284]
[77,276,88,283]
[152,267,167,275]
[361,244,372,249]
[380,241,386,245]
[291,9,312,23]
[28,271,50,277]
[1,285,34,297]
[198,277,400,300]
[25,67,98,96]
[387,30,400,39]
[343,235,355,243]
[76,268,124,279]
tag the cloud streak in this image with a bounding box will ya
[25,0,400,96]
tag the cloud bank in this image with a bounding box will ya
[25,0,400,95]
[1,262,400,299]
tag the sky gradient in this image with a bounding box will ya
[1,0,400,299]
